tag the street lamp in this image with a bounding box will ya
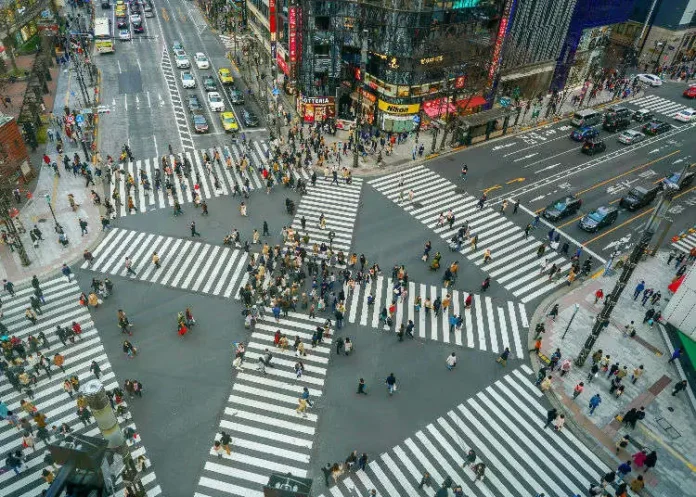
[562,303,580,340]
[45,194,62,233]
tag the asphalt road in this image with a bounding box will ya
[427,82,696,281]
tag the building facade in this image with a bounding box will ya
[0,114,32,184]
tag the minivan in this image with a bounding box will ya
[603,111,631,132]
[572,109,601,127]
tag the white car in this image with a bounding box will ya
[119,28,131,41]
[194,53,210,70]
[181,71,196,89]
[207,92,225,112]
[129,14,141,24]
[175,54,190,69]
[674,108,696,122]
[635,74,662,87]
[617,129,645,145]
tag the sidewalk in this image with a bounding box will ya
[529,252,696,497]
[0,59,103,283]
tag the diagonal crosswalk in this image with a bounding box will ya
[369,166,572,303]
[193,311,331,497]
[627,95,692,119]
[0,277,161,497]
[113,142,268,217]
[316,365,610,497]
[343,277,528,358]
[82,228,249,298]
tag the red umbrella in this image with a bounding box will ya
[668,274,685,294]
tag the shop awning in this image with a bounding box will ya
[423,98,456,118]
[457,96,487,109]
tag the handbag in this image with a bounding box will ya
[421,254,428,262]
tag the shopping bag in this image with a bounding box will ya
[421,254,428,262]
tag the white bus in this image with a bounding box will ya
[94,17,115,54]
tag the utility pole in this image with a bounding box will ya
[0,189,31,266]
[269,0,281,140]
[353,29,368,170]
[575,164,689,366]
[83,380,146,497]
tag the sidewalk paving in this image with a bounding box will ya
[529,252,696,497]
[0,61,103,283]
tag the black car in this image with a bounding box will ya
[191,112,209,133]
[661,171,695,191]
[619,184,661,211]
[642,120,671,135]
[542,195,583,221]
[187,94,202,112]
[101,0,110,8]
[581,138,606,155]
[229,88,245,104]
[116,16,128,28]
[632,109,654,122]
[203,76,217,92]
[579,206,619,232]
[603,111,631,132]
[130,2,140,12]
[243,109,259,127]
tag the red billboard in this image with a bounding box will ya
[289,6,298,63]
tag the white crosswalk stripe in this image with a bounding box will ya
[193,312,331,497]
[82,228,248,298]
[286,177,363,257]
[343,278,527,358]
[671,231,696,255]
[369,166,571,303]
[0,277,161,497]
[629,95,691,118]
[114,142,268,217]
[316,366,610,497]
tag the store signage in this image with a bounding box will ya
[377,100,420,114]
[289,6,297,62]
[488,0,515,81]
[277,54,289,75]
[420,55,443,65]
[358,88,376,103]
[269,0,277,60]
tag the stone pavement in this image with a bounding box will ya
[529,252,696,497]
[0,60,103,283]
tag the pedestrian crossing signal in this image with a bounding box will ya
[263,473,313,497]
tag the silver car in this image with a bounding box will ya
[617,129,645,145]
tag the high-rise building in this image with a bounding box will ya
[247,0,507,131]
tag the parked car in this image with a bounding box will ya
[579,206,619,232]
[635,74,662,86]
[632,109,654,122]
[581,138,606,155]
[619,184,661,211]
[194,53,210,69]
[674,108,696,122]
[617,129,645,145]
[542,195,582,221]
[202,75,217,92]
[642,120,671,135]
[207,92,225,112]
[220,112,239,132]
[661,171,695,191]
[242,109,259,127]
[570,127,599,142]
[191,113,209,133]
[228,88,245,104]
[181,71,196,89]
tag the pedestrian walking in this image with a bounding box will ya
[125,257,136,276]
[544,408,557,428]
[357,378,367,395]
[357,453,368,471]
[553,414,565,431]
[631,365,644,384]
[3,279,15,296]
[445,352,457,370]
[496,347,510,366]
[89,360,101,379]
[385,373,397,395]
[667,348,682,363]
[633,280,645,300]
[79,218,88,236]
[152,251,161,268]
[548,304,559,321]
[573,382,584,399]
[672,380,688,396]
[588,393,602,415]
[643,451,657,473]
[190,221,201,237]
[617,461,632,481]
[61,263,73,282]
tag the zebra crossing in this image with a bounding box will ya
[344,277,528,358]
[316,365,610,497]
[287,177,364,255]
[671,230,696,255]
[114,141,270,217]
[82,228,249,298]
[628,94,692,119]
[0,277,161,497]
[369,166,571,303]
[193,311,331,497]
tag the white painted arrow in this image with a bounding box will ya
[135,95,140,105]
[649,148,661,154]
[534,162,561,174]
[673,158,684,164]
[603,234,631,251]
[514,152,539,163]
[529,194,548,202]
[112,98,116,107]
[492,142,517,151]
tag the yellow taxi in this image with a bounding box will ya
[220,112,239,132]
[218,68,234,85]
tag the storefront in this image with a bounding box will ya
[377,100,420,132]
[296,95,335,123]
[350,88,377,124]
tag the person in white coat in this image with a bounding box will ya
[446,352,457,371]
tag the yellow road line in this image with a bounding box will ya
[638,424,696,472]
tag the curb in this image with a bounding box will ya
[526,271,659,497]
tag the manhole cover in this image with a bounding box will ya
[454,187,467,195]
[412,202,423,209]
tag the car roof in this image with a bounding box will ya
[678,108,695,113]
[219,68,230,73]
[636,108,651,113]
[594,205,617,214]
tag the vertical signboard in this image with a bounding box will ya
[269,0,277,60]
[289,6,297,63]
[488,0,516,83]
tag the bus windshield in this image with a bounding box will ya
[94,17,114,54]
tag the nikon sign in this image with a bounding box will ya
[378,100,420,115]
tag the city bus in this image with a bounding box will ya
[94,17,115,54]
